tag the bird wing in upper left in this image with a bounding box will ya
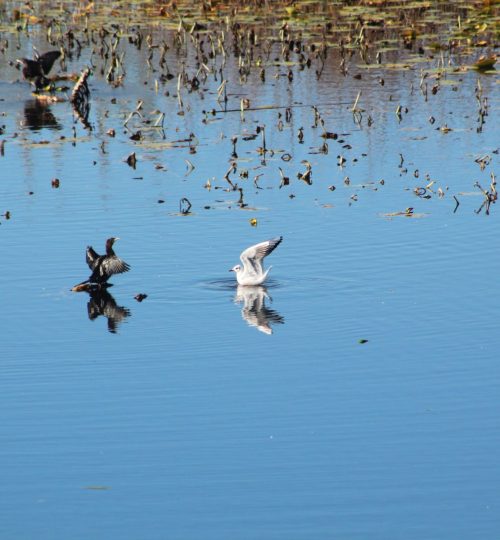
[86,246,100,270]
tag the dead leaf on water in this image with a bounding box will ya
[473,55,497,70]
[380,208,428,219]
[17,137,91,149]
[34,94,66,104]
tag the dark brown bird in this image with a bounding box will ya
[16,50,61,91]
[86,237,130,285]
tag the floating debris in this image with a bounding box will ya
[473,55,496,71]
[70,68,91,129]
[298,160,312,185]
[125,152,137,168]
[179,197,192,215]
[381,207,429,219]
[474,175,497,215]
[278,167,289,188]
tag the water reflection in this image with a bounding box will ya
[234,285,284,335]
[72,100,91,130]
[21,99,61,130]
[86,288,131,334]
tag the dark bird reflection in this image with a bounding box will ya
[234,285,284,335]
[86,287,131,334]
[21,99,61,130]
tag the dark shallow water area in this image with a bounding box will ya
[1,1,499,538]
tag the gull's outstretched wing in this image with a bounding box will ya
[240,236,283,274]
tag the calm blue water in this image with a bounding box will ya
[1,13,499,539]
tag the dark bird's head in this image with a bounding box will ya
[105,237,120,254]
[106,236,119,246]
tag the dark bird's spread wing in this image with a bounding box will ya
[100,256,130,277]
[19,58,43,78]
[85,239,130,284]
[86,246,100,270]
[36,50,61,75]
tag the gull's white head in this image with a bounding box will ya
[230,264,242,273]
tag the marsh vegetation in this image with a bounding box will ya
[1,1,499,538]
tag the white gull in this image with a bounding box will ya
[230,236,283,286]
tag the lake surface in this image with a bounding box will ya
[1,2,499,538]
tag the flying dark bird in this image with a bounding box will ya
[16,50,61,91]
[86,237,130,285]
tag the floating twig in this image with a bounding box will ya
[179,197,192,215]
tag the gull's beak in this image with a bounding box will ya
[229,268,234,272]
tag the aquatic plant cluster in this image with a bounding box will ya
[2,1,497,212]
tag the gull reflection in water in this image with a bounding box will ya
[234,285,284,335]
[86,288,131,334]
